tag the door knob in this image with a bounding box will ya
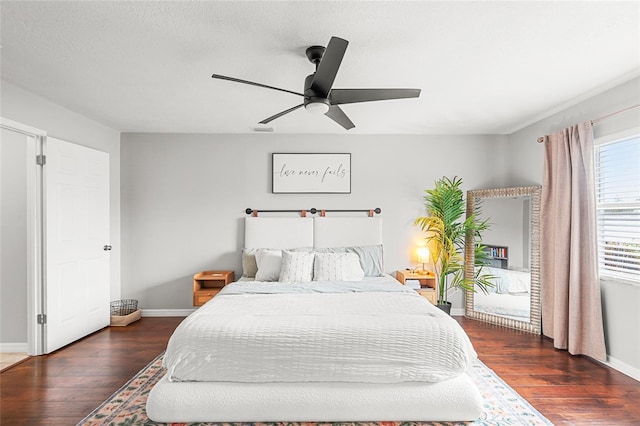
[103,245,112,251]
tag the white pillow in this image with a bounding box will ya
[279,250,315,282]
[313,252,364,281]
[254,249,283,281]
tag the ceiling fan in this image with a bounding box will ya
[211,36,421,130]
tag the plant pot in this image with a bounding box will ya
[436,302,452,315]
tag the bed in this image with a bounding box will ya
[146,217,483,422]
[473,266,531,321]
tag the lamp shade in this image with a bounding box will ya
[417,246,430,264]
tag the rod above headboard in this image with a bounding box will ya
[245,207,381,217]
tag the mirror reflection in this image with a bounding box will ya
[465,186,542,334]
[475,196,531,322]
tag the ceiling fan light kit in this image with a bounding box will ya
[211,36,421,130]
[305,101,330,115]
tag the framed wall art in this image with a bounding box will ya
[272,153,351,194]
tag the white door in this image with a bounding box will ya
[45,137,110,353]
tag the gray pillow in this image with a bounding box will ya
[313,247,347,253]
[346,244,384,277]
[241,248,260,278]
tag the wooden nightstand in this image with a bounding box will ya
[193,270,235,306]
[396,270,437,304]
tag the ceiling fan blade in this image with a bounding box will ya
[325,105,355,130]
[259,104,304,124]
[330,88,421,105]
[310,37,348,98]
[212,74,304,97]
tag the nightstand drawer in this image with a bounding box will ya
[194,289,221,306]
[416,288,436,304]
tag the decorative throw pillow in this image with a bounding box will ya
[313,252,364,281]
[254,249,283,281]
[279,250,315,282]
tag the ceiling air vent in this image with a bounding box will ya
[251,126,274,132]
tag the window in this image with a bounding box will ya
[594,133,640,283]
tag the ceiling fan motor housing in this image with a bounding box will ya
[303,73,330,109]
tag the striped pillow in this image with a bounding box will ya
[313,252,364,281]
[279,250,315,282]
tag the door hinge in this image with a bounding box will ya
[36,155,46,166]
[37,314,47,325]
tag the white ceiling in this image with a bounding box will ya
[1,1,639,135]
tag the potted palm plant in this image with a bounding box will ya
[414,176,493,314]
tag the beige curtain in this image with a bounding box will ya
[541,121,606,361]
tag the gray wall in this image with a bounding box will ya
[120,133,509,311]
[0,80,122,346]
[507,77,640,378]
[0,129,29,344]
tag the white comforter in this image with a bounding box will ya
[163,276,477,384]
[485,267,531,294]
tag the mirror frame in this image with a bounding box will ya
[465,186,542,334]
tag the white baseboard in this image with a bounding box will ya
[0,342,29,352]
[142,309,195,317]
[605,355,640,382]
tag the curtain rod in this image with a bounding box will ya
[245,208,381,217]
[537,104,640,143]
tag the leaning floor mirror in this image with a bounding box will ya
[465,186,542,334]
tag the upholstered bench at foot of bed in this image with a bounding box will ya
[145,372,483,423]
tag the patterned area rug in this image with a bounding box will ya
[77,353,552,426]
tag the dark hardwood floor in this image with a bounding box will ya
[0,317,183,425]
[1,316,639,425]
[458,317,640,425]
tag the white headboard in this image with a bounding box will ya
[244,217,382,249]
[244,217,313,249]
[313,217,382,248]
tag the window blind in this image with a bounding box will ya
[594,135,640,282]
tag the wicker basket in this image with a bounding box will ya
[110,299,138,316]
[110,299,141,326]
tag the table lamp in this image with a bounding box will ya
[417,246,430,275]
